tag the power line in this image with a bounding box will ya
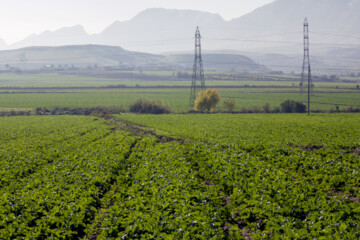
[207,37,301,45]
[168,60,360,72]
[3,51,360,67]
[310,31,360,40]
[206,37,360,48]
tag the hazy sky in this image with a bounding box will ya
[0,0,274,44]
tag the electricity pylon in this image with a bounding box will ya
[189,26,205,107]
[300,17,312,115]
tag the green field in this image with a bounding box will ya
[0,73,359,88]
[0,88,359,112]
[0,72,359,113]
[1,113,359,239]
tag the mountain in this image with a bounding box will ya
[6,1,360,53]
[94,1,360,54]
[0,44,266,72]
[11,25,92,49]
[3,1,360,73]
[229,0,360,53]
[95,8,227,53]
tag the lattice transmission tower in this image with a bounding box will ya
[300,17,312,115]
[189,26,205,107]
[300,18,314,115]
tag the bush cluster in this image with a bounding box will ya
[223,99,235,112]
[0,110,31,117]
[129,98,171,114]
[34,106,123,116]
[280,100,307,113]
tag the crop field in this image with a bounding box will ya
[1,113,359,239]
[0,72,359,88]
[0,72,359,112]
[0,88,359,112]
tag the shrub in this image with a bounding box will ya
[129,98,171,114]
[194,89,221,112]
[273,107,281,113]
[280,100,293,113]
[280,100,306,113]
[224,99,235,112]
[263,103,271,113]
[33,106,124,116]
[248,106,261,113]
[292,101,307,113]
[0,110,32,117]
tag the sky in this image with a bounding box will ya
[0,0,274,45]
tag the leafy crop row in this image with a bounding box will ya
[115,113,360,238]
[183,143,360,238]
[0,116,137,239]
[117,113,360,195]
[89,138,359,239]
[1,114,359,239]
[91,138,226,239]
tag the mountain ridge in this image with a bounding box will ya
[5,1,360,53]
[1,0,360,73]
[11,25,92,49]
[0,44,266,72]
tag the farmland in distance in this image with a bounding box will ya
[0,71,359,112]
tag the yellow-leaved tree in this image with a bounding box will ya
[194,89,221,112]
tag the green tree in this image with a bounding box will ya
[194,89,221,112]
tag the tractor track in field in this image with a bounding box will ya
[100,115,255,239]
[85,116,188,239]
[105,115,186,144]
[95,114,359,239]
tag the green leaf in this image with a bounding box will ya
[353,207,360,213]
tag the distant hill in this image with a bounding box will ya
[229,0,360,53]
[96,8,227,53]
[11,25,93,49]
[166,54,267,72]
[10,1,360,53]
[3,1,360,73]
[0,45,162,70]
[0,44,266,72]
